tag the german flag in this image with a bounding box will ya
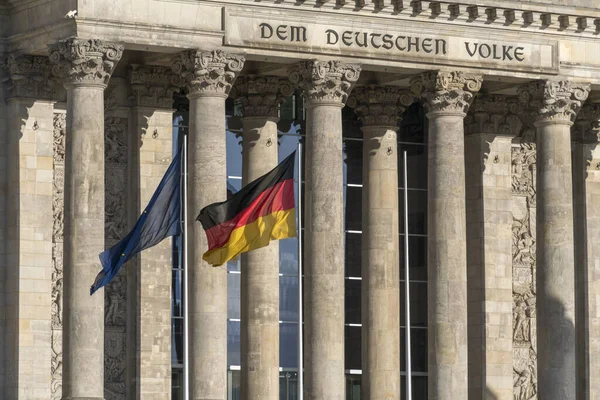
[197,151,296,266]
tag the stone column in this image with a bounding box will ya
[411,71,482,400]
[464,95,520,400]
[289,60,360,400]
[49,38,123,399]
[347,86,412,400]
[230,76,289,400]
[128,64,179,398]
[517,80,590,400]
[173,50,244,400]
[0,57,6,396]
[1,54,56,399]
[572,104,600,400]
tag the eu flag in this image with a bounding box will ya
[91,147,183,295]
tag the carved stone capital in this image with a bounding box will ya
[573,103,600,143]
[48,39,123,88]
[171,50,245,97]
[288,60,361,106]
[517,80,590,125]
[129,64,183,109]
[347,85,414,127]
[230,76,290,119]
[465,94,522,136]
[410,70,482,115]
[1,54,55,99]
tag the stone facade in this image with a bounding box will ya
[1,1,600,399]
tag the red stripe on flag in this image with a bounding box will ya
[204,178,295,251]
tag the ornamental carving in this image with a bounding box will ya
[465,95,522,136]
[1,54,55,99]
[410,70,482,114]
[573,103,600,143]
[129,64,183,108]
[51,112,66,400]
[48,38,124,86]
[288,60,361,105]
[511,125,538,399]
[171,50,245,96]
[347,85,414,127]
[517,80,590,124]
[230,76,288,118]
[104,93,128,399]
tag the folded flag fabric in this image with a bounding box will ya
[197,151,297,266]
[91,147,183,295]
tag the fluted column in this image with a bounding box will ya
[572,104,600,400]
[289,60,360,400]
[173,50,244,400]
[464,95,520,400]
[517,80,590,400]
[1,54,57,399]
[347,86,412,400]
[411,71,482,400]
[128,64,180,398]
[231,76,291,400]
[49,38,124,399]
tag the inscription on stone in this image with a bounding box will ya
[225,11,557,72]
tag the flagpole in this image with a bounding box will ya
[403,150,412,400]
[183,131,190,400]
[297,142,304,400]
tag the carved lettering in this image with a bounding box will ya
[260,23,273,39]
[276,25,288,40]
[465,42,526,62]
[290,26,307,42]
[326,29,339,45]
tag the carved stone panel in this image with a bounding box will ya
[104,89,128,400]
[51,112,66,400]
[511,129,538,400]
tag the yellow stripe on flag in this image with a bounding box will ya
[202,209,296,267]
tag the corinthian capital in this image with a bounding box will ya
[230,76,292,119]
[573,103,600,143]
[1,54,55,99]
[517,80,590,125]
[129,64,183,109]
[48,38,124,87]
[171,50,245,97]
[347,85,414,127]
[289,60,361,106]
[410,70,482,115]
[465,94,522,136]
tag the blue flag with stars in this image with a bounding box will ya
[91,146,183,295]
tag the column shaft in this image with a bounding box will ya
[62,86,106,398]
[535,120,577,399]
[188,94,228,399]
[240,116,280,400]
[304,102,345,399]
[0,82,5,396]
[361,126,400,400]
[427,113,469,399]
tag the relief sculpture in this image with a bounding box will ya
[511,127,538,399]
[51,112,66,400]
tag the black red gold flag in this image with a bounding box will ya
[197,151,296,266]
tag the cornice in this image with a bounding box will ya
[212,0,600,39]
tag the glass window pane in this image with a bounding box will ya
[228,273,240,319]
[228,370,241,400]
[172,318,183,365]
[172,368,184,400]
[345,233,361,278]
[346,374,361,400]
[400,282,428,328]
[279,371,299,400]
[278,132,301,156]
[413,376,428,399]
[280,276,299,322]
[172,270,183,318]
[345,326,361,370]
[345,186,362,232]
[399,144,427,189]
[399,103,426,144]
[343,140,363,185]
[226,122,242,178]
[400,235,427,281]
[399,190,427,235]
[228,320,241,367]
[400,327,428,373]
[280,322,299,368]
[280,237,298,276]
[345,279,361,325]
